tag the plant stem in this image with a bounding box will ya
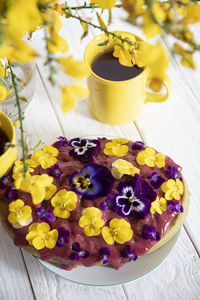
[8,61,27,175]
[63,9,137,48]
[68,4,122,9]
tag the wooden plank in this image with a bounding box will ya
[123,229,200,300]
[0,223,34,300]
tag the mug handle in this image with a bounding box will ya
[145,74,172,103]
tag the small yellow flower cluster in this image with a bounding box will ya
[26,222,58,250]
[111,159,140,179]
[27,145,59,169]
[150,179,184,215]
[104,138,129,157]
[136,147,166,168]
[8,199,32,229]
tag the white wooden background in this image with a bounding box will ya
[0,1,200,299]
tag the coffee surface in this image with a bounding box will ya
[0,128,9,156]
[91,49,143,81]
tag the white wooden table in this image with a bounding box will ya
[0,3,200,300]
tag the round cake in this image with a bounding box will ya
[0,137,189,270]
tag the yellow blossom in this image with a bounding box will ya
[51,189,77,218]
[13,120,19,127]
[0,64,8,77]
[45,184,57,200]
[47,34,69,54]
[26,222,58,250]
[104,138,129,157]
[11,41,38,64]
[58,56,89,79]
[61,82,89,113]
[0,85,11,102]
[173,43,195,69]
[113,45,135,67]
[152,3,166,23]
[29,145,59,169]
[150,196,167,214]
[161,179,184,200]
[79,207,105,236]
[91,0,116,10]
[111,159,140,179]
[8,199,32,229]
[136,147,165,168]
[142,13,161,38]
[102,218,133,245]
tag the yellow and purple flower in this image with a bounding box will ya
[70,242,89,261]
[99,247,110,264]
[120,245,138,262]
[166,166,182,181]
[69,164,114,200]
[5,186,18,200]
[56,227,70,247]
[36,207,56,224]
[69,138,100,162]
[167,200,183,213]
[142,224,160,241]
[100,193,117,211]
[150,172,165,189]
[132,141,145,150]
[0,175,13,189]
[113,175,156,219]
[53,136,68,148]
[45,163,62,178]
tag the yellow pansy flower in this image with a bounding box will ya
[58,56,89,79]
[91,0,116,10]
[30,145,59,169]
[111,159,140,179]
[161,179,184,200]
[45,184,57,200]
[0,85,11,102]
[51,189,77,218]
[61,82,89,113]
[136,147,165,168]
[79,207,105,236]
[102,218,133,245]
[104,138,129,157]
[8,199,32,229]
[150,196,167,214]
[26,222,58,250]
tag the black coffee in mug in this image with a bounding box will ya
[91,49,143,81]
[0,128,9,156]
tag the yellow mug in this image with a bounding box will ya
[0,112,17,178]
[84,31,171,125]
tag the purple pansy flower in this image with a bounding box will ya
[100,193,117,211]
[99,247,110,264]
[0,175,13,189]
[166,166,182,181]
[69,138,100,162]
[132,141,145,150]
[70,242,89,261]
[5,186,18,200]
[114,174,156,219]
[150,172,165,189]
[142,224,160,241]
[121,245,137,262]
[36,207,56,224]
[53,136,68,148]
[45,163,62,178]
[168,200,183,213]
[56,227,70,248]
[69,163,114,200]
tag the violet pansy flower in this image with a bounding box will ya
[69,138,100,162]
[5,186,18,200]
[70,242,89,261]
[69,163,114,200]
[0,175,13,189]
[36,207,56,224]
[99,247,110,264]
[167,200,183,213]
[132,141,145,150]
[121,245,137,262]
[53,136,68,148]
[166,166,182,181]
[150,172,165,189]
[142,224,160,241]
[100,193,117,211]
[114,174,156,219]
[45,163,62,178]
[56,227,70,248]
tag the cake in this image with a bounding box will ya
[0,137,189,270]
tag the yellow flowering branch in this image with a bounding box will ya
[7,61,28,176]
